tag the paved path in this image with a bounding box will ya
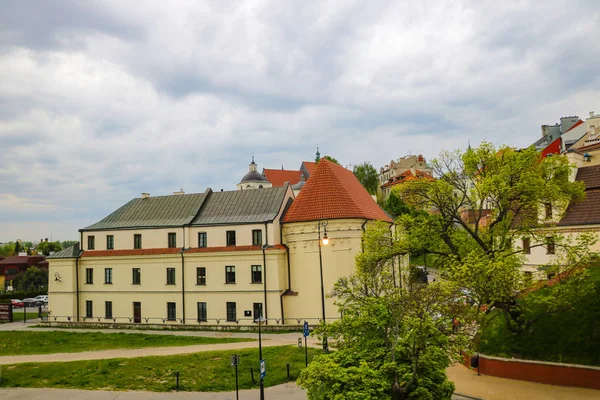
[448,363,600,400]
[1,323,599,399]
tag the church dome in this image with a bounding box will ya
[241,170,267,182]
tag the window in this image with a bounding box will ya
[226,302,236,322]
[88,236,95,250]
[522,237,531,254]
[251,265,262,284]
[166,267,176,285]
[225,266,236,284]
[134,234,142,249]
[132,268,141,285]
[105,301,113,319]
[167,302,176,321]
[86,300,93,318]
[197,302,207,322]
[546,237,555,254]
[544,203,553,219]
[226,230,236,246]
[85,268,93,284]
[168,232,177,248]
[107,235,114,250]
[196,267,206,285]
[253,303,263,320]
[252,229,262,246]
[104,268,113,284]
[198,232,207,248]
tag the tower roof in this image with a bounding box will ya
[282,159,392,223]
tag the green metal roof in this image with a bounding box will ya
[83,190,210,231]
[47,243,83,259]
[191,185,288,225]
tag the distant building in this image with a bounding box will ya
[0,255,48,290]
[379,155,434,197]
[237,156,273,190]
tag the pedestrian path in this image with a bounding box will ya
[448,363,600,400]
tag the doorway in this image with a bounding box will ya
[133,302,141,323]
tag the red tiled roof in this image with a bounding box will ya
[282,159,392,223]
[565,119,584,132]
[262,169,302,187]
[187,244,286,253]
[576,141,600,153]
[302,161,317,176]
[540,137,562,158]
[558,165,600,226]
[0,255,46,266]
[82,245,286,257]
[82,248,183,257]
[381,169,435,188]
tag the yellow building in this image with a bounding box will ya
[48,160,395,327]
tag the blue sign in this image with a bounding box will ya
[303,321,310,337]
[260,359,266,379]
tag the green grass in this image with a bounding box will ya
[479,267,600,366]
[0,331,253,356]
[0,345,321,392]
[0,312,41,323]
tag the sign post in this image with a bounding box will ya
[230,354,239,400]
[303,321,310,367]
[0,304,12,323]
[260,359,266,380]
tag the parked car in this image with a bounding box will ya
[34,295,48,305]
[22,298,39,307]
[10,299,24,308]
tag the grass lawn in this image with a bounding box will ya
[0,345,321,392]
[0,331,253,356]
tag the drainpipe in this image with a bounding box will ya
[279,224,292,290]
[262,244,268,325]
[76,231,83,322]
[181,225,186,324]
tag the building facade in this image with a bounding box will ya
[48,160,397,326]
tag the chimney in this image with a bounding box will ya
[591,111,596,118]
[411,166,416,176]
[141,193,150,199]
[173,188,185,195]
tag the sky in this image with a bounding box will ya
[1,0,599,242]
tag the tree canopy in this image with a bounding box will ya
[298,222,471,399]
[319,155,340,165]
[353,162,379,195]
[12,266,48,292]
[394,142,593,332]
[36,241,63,256]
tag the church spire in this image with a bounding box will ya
[315,146,321,163]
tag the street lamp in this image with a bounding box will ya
[317,221,329,352]
[256,313,266,400]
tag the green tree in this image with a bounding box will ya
[353,162,379,195]
[36,241,63,256]
[298,222,471,399]
[61,240,78,249]
[12,266,48,291]
[395,142,592,333]
[0,242,16,257]
[384,190,417,219]
[320,155,340,165]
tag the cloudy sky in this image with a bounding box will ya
[1,0,599,242]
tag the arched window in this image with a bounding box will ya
[259,185,263,189]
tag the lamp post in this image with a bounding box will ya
[256,313,266,400]
[317,220,329,352]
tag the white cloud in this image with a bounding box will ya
[0,0,599,240]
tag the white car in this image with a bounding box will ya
[34,295,48,305]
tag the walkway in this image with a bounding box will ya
[1,323,599,399]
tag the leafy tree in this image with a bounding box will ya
[395,142,593,333]
[61,240,78,249]
[384,191,418,219]
[319,155,340,165]
[12,266,48,292]
[298,222,471,399]
[353,162,379,195]
[0,242,16,257]
[36,241,63,256]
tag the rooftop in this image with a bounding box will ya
[558,164,600,226]
[282,159,392,223]
[262,168,302,187]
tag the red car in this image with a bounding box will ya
[10,299,24,308]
